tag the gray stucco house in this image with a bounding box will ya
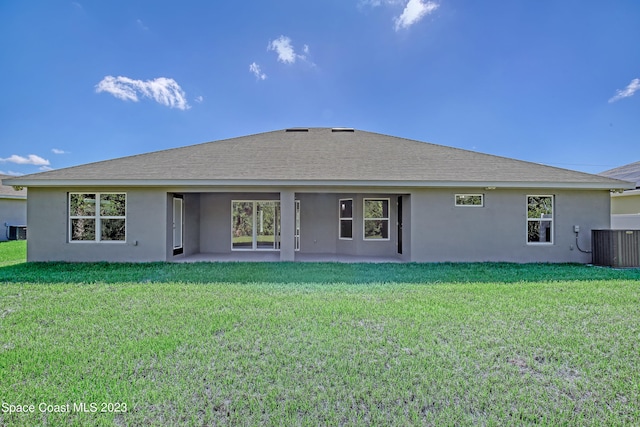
[0,174,27,242]
[3,128,634,263]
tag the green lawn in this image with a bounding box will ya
[0,240,26,267]
[1,241,639,426]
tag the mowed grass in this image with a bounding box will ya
[0,242,639,426]
[0,240,26,267]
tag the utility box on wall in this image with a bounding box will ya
[8,225,27,241]
[592,229,640,268]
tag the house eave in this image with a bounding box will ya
[2,178,633,191]
[612,188,640,198]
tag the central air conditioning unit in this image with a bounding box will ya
[8,225,27,241]
[592,229,640,268]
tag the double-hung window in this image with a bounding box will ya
[69,193,126,242]
[527,195,553,244]
[363,198,390,240]
[339,199,353,239]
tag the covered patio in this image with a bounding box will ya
[171,190,410,263]
[174,252,403,263]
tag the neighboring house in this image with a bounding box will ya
[0,174,27,242]
[4,128,634,263]
[600,161,640,229]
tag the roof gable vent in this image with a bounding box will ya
[285,128,309,132]
[331,128,354,132]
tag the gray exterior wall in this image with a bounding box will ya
[197,192,401,258]
[198,192,281,254]
[298,193,337,254]
[332,194,399,258]
[27,187,168,262]
[184,193,201,256]
[408,188,610,263]
[23,186,611,263]
[298,193,400,257]
[0,198,27,242]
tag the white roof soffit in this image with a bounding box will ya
[2,178,634,191]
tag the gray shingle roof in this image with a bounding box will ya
[0,174,27,198]
[600,161,640,188]
[4,128,633,189]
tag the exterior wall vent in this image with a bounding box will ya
[331,128,354,132]
[285,128,309,132]
[592,229,640,267]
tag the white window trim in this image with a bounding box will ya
[173,196,184,254]
[455,194,484,207]
[363,198,390,241]
[339,198,353,240]
[526,195,554,245]
[295,200,300,252]
[68,192,127,243]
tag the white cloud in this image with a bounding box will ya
[39,166,53,171]
[0,170,23,176]
[266,36,315,68]
[52,148,67,154]
[96,76,138,102]
[268,36,298,64]
[249,62,267,80]
[194,95,204,103]
[609,78,640,103]
[394,0,439,31]
[95,76,191,110]
[0,154,50,166]
[360,0,402,7]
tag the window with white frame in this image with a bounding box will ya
[527,195,553,244]
[363,198,389,240]
[455,194,484,207]
[339,199,353,239]
[69,193,126,242]
[232,200,281,250]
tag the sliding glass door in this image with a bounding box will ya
[256,201,280,249]
[232,202,254,249]
[232,201,281,250]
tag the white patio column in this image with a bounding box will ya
[280,190,295,261]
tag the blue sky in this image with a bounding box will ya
[1,0,639,176]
